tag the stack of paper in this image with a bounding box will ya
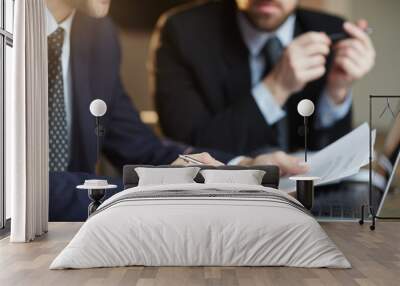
[280,123,376,191]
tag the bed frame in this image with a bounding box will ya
[123,165,280,189]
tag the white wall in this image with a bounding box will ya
[350,0,400,130]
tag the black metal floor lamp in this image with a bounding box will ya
[359,95,400,230]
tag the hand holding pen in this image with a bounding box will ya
[172,153,225,166]
[329,24,372,43]
[326,19,376,105]
[262,19,375,108]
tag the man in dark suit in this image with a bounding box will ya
[46,0,309,221]
[151,0,375,155]
[47,1,233,175]
[46,0,232,221]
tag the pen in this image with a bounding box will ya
[178,154,205,165]
[329,27,373,42]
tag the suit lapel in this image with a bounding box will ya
[222,38,251,102]
[221,1,252,103]
[69,13,95,171]
[294,10,305,38]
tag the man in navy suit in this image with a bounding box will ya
[46,0,233,221]
[46,0,309,221]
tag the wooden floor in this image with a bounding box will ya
[0,222,399,286]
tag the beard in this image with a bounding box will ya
[244,8,294,31]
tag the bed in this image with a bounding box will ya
[50,165,350,269]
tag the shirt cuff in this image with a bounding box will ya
[252,82,286,125]
[227,156,246,166]
[317,89,352,128]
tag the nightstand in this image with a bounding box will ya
[77,180,117,217]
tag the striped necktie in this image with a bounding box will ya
[260,36,289,151]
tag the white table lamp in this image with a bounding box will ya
[290,99,318,210]
[297,99,315,162]
[89,99,107,163]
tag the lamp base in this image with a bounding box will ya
[87,189,106,216]
[296,180,314,210]
[289,177,320,210]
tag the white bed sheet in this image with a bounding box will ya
[50,183,350,269]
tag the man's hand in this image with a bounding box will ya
[327,20,375,104]
[239,151,309,177]
[172,151,308,177]
[171,152,224,166]
[264,32,331,106]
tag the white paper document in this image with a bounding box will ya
[280,123,376,191]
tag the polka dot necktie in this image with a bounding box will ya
[48,27,69,172]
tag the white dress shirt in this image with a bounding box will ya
[46,8,75,136]
[237,13,352,128]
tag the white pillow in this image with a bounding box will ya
[135,167,200,186]
[200,169,266,185]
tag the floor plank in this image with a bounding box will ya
[0,222,399,286]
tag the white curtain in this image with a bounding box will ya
[7,0,48,242]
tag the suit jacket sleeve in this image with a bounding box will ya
[103,83,234,165]
[100,21,234,167]
[153,18,270,154]
[100,23,186,168]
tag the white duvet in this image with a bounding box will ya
[50,183,350,269]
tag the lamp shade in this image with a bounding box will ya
[297,99,315,117]
[89,99,107,117]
